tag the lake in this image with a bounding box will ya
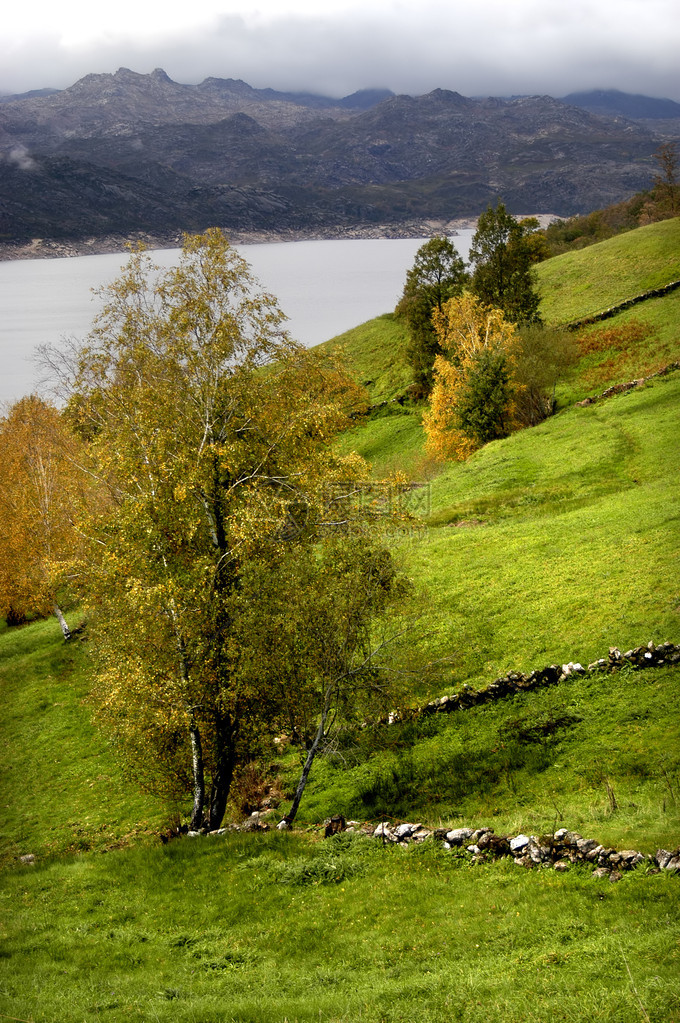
[0,233,474,406]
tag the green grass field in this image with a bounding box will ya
[1,218,679,1023]
[0,616,169,869]
[2,832,678,1023]
[536,217,680,325]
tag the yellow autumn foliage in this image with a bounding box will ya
[424,292,518,461]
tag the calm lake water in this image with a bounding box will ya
[0,233,474,406]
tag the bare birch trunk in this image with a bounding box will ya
[53,604,71,641]
[189,716,205,831]
[282,685,333,827]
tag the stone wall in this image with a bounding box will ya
[343,820,680,882]
[566,279,680,330]
[576,361,680,407]
[196,813,679,884]
[378,640,680,727]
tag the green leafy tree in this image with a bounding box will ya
[452,346,514,447]
[469,201,542,325]
[395,235,468,395]
[511,324,577,427]
[65,229,376,831]
[232,535,408,826]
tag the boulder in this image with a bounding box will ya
[446,828,474,846]
[510,834,530,853]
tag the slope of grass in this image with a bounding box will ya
[320,312,412,405]
[416,373,680,676]
[536,217,680,325]
[336,403,430,478]
[283,373,680,838]
[2,831,678,1023]
[288,661,680,848]
[557,291,680,405]
[0,616,171,868]
[4,377,676,853]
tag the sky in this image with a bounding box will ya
[2,0,679,102]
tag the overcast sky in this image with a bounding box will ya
[2,0,679,102]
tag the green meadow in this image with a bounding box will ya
[1,219,679,1023]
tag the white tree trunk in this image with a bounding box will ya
[53,604,71,640]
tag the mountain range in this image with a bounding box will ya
[1,68,678,249]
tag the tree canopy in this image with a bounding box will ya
[64,229,404,831]
[469,201,542,325]
[0,395,86,636]
[395,235,468,395]
[424,292,518,460]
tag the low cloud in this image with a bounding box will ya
[1,2,679,102]
[7,145,36,170]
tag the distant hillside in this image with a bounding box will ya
[562,88,680,121]
[1,68,677,246]
[321,219,680,407]
[322,218,680,489]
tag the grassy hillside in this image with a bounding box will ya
[2,831,678,1023]
[0,617,170,868]
[321,312,412,405]
[286,373,680,832]
[328,220,680,475]
[3,368,674,847]
[1,218,679,1023]
[536,217,680,325]
[323,219,680,409]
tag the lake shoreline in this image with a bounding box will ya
[0,214,558,262]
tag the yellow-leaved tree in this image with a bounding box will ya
[424,292,518,461]
[0,395,88,637]
[62,229,405,831]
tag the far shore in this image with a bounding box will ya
[0,214,559,262]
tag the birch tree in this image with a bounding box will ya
[67,229,371,831]
[424,292,518,460]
